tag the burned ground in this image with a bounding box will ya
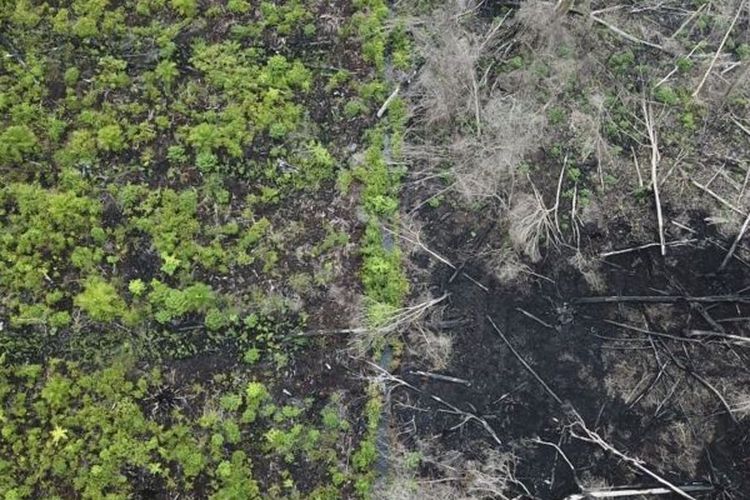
[392,199,750,498]
[383,1,750,498]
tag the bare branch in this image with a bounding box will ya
[642,100,665,256]
[719,210,750,271]
[693,0,746,97]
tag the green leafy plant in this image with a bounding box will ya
[74,276,126,321]
[96,124,125,152]
[170,0,197,17]
[0,125,38,165]
[128,279,146,297]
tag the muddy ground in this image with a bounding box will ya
[393,198,750,498]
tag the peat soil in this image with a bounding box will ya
[394,203,750,498]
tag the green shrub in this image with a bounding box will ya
[57,129,97,167]
[242,381,269,423]
[155,59,179,87]
[148,280,216,323]
[242,347,261,364]
[608,50,635,74]
[0,184,100,294]
[300,141,335,186]
[654,85,679,106]
[72,16,98,38]
[128,279,146,297]
[196,151,219,172]
[187,123,223,153]
[736,43,750,60]
[96,124,125,152]
[167,145,188,164]
[64,66,80,86]
[74,277,126,321]
[133,189,199,258]
[204,308,228,331]
[0,125,38,165]
[227,0,250,14]
[211,451,261,500]
[96,56,129,89]
[170,0,197,17]
[160,252,181,275]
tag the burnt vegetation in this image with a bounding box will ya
[382,0,750,498]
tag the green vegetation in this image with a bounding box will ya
[0,0,408,496]
[0,357,356,498]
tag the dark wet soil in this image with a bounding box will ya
[394,200,750,499]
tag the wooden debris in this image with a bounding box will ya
[563,483,712,499]
[487,316,563,405]
[573,295,750,304]
[719,210,750,271]
[603,319,702,343]
[693,0,746,97]
[590,15,667,52]
[409,370,471,387]
[643,100,665,256]
[376,84,401,118]
[570,420,699,500]
[600,239,697,258]
[691,178,744,215]
[515,307,555,330]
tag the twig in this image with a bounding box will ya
[369,294,450,336]
[574,295,750,304]
[717,316,750,322]
[564,483,712,499]
[409,370,472,387]
[631,146,644,188]
[643,100,665,256]
[515,307,555,330]
[654,377,682,418]
[462,271,489,292]
[690,301,726,333]
[600,239,697,258]
[656,345,739,425]
[691,371,739,425]
[603,319,702,343]
[655,43,702,88]
[478,7,511,51]
[722,60,743,74]
[569,421,698,500]
[431,393,503,446]
[739,165,750,204]
[705,163,725,189]
[472,73,481,137]
[591,14,668,52]
[690,178,744,215]
[531,437,580,487]
[487,316,563,405]
[659,148,687,188]
[366,359,502,446]
[571,183,581,249]
[627,358,672,410]
[687,329,750,345]
[408,182,456,214]
[670,3,707,39]
[693,0,746,97]
[376,84,401,118]
[719,210,750,271]
[553,156,567,236]
[731,115,750,137]
[386,225,455,269]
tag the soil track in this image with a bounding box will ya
[395,202,750,498]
